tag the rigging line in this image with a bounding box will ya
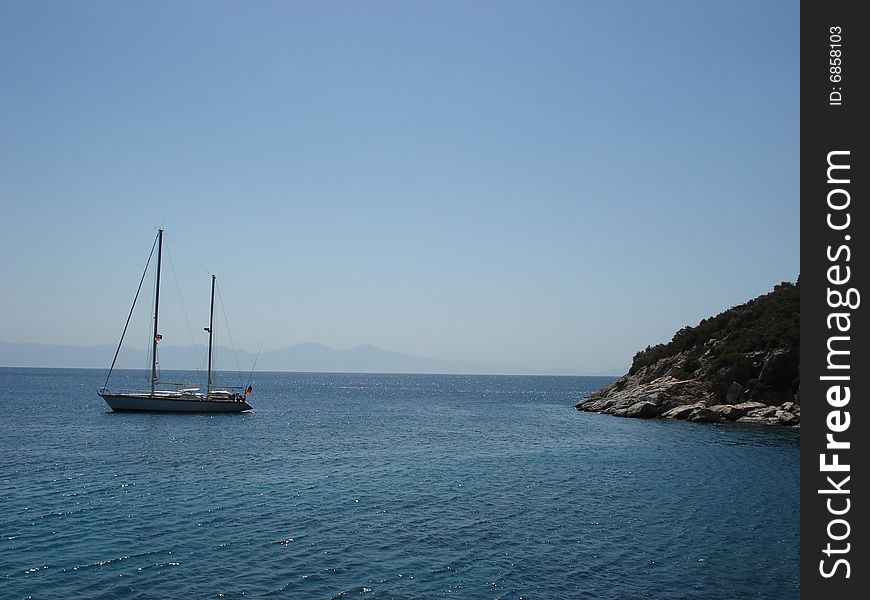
[165,245,204,373]
[103,233,158,389]
[215,280,243,389]
[163,231,211,275]
[246,341,264,390]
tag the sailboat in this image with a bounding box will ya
[98,229,253,412]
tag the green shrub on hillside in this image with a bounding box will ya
[629,280,799,375]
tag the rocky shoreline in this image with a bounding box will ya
[576,282,800,426]
[575,357,800,426]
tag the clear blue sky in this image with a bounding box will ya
[0,1,798,374]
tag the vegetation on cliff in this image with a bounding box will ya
[630,280,799,394]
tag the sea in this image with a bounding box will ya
[0,368,799,599]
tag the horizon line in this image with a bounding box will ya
[0,364,620,378]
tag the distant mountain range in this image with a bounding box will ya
[0,340,564,375]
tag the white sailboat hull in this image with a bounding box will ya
[99,392,252,413]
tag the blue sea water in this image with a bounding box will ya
[0,368,799,599]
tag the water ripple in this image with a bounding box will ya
[0,369,798,599]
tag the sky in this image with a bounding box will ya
[0,1,799,375]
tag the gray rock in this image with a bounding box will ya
[777,411,799,425]
[688,407,721,423]
[662,403,705,419]
[621,400,661,418]
[733,401,767,412]
[710,404,746,421]
[710,355,763,398]
[737,415,780,425]
[752,387,797,406]
[760,349,799,388]
[725,382,745,405]
[576,396,613,412]
[577,374,714,416]
[747,406,778,418]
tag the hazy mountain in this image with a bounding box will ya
[0,340,540,375]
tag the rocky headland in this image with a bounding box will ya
[577,280,799,426]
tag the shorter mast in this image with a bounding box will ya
[206,274,216,395]
[151,229,163,395]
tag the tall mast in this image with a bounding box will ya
[206,274,216,395]
[151,229,163,395]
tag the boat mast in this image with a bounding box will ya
[151,228,163,395]
[206,274,216,395]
